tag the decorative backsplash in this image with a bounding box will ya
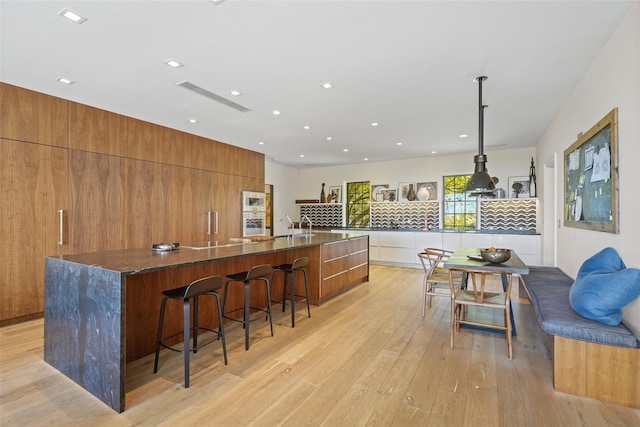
[298,203,343,228]
[480,199,537,231]
[298,198,537,231]
[370,201,440,229]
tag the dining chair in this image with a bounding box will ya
[418,248,461,316]
[448,267,514,359]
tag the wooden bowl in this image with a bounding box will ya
[480,248,511,263]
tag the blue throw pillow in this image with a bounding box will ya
[569,247,640,326]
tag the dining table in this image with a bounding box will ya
[444,247,529,336]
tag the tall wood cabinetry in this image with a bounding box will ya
[0,82,265,324]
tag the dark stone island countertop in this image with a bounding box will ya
[46,232,364,275]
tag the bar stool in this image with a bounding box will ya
[271,257,311,328]
[222,264,274,350]
[153,275,227,388]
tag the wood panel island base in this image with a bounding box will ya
[44,233,368,412]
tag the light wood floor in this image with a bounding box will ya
[1,265,639,426]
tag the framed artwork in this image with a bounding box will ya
[416,181,437,200]
[397,182,413,202]
[329,186,341,203]
[564,108,618,233]
[371,184,389,202]
[381,189,397,202]
[508,176,530,199]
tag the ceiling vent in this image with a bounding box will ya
[176,80,251,113]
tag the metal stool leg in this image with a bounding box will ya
[289,271,296,327]
[153,296,168,373]
[183,297,191,388]
[302,268,311,319]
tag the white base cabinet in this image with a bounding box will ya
[336,230,541,268]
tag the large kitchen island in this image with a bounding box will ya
[44,233,369,412]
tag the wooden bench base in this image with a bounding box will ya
[553,336,640,408]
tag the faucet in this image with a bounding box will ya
[301,215,313,236]
[285,214,295,239]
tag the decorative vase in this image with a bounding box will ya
[417,186,429,201]
[529,157,537,198]
[407,184,417,201]
[326,192,332,203]
[320,183,326,203]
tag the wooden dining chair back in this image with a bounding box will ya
[418,248,461,316]
[448,267,514,359]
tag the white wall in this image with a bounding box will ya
[265,161,302,236]
[536,4,640,335]
[298,146,536,201]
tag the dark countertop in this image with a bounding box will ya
[46,233,363,275]
[327,227,539,235]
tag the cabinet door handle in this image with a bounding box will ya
[215,211,219,235]
[207,211,212,236]
[58,209,64,246]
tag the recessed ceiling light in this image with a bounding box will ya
[459,134,468,138]
[229,90,241,96]
[343,148,349,152]
[431,150,437,154]
[321,82,333,89]
[272,110,281,115]
[56,77,74,85]
[303,125,310,130]
[396,142,403,146]
[364,158,369,161]
[299,154,305,158]
[210,0,226,5]
[326,137,332,141]
[188,118,198,123]
[258,141,265,145]
[58,8,87,24]
[164,59,183,68]
[371,122,378,127]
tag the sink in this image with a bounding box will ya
[181,240,255,250]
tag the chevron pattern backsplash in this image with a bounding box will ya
[299,203,343,227]
[371,201,440,229]
[480,199,537,231]
[297,199,537,231]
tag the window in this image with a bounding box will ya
[346,181,370,227]
[443,175,476,230]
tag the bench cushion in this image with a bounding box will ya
[522,266,638,348]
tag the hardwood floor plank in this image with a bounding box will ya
[1,265,639,426]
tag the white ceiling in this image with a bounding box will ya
[1,1,634,168]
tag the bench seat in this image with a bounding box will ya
[522,266,638,348]
[521,266,640,408]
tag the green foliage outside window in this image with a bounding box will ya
[346,181,370,227]
[443,175,476,230]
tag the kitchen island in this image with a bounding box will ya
[44,233,369,412]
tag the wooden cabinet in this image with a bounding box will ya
[0,83,68,148]
[0,139,68,323]
[319,236,369,302]
[348,236,369,284]
[68,103,127,157]
[1,83,265,324]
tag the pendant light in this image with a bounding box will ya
[464,76,496,196]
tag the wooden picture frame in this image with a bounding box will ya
[328,186,341,203]
[564,108,618,233]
